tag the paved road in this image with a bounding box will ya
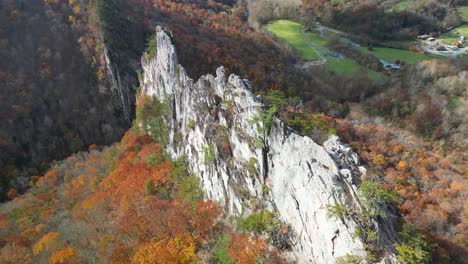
[421,45,468,58]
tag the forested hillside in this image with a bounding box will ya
[0,0,386,200]
[0,0,132,201]
[0,131,282,263]
[0,0,466,263]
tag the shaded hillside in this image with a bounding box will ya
[0,0,131,200]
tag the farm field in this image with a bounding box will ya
[265,20,321,61]
[360,47,437,64]
[327,58,382,80]
[266,20,383,79]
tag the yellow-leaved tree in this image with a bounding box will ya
[132,233,197,264]
[49,247,79,264]
[33,232,60,255]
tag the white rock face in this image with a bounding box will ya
[141,27,398,263]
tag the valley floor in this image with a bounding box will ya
[265,19,442,80]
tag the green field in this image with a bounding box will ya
[265,20,321,61]
[439,24,468,45]
[385,0,411,13]
[386,4,468,44]
[458,6,468,22]
[360,47,435,64]
[385,0,452,13]
[266,20,383,79]
[327,58,382,80]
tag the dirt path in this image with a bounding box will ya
[317,24,361,48]
[297,61,327,70]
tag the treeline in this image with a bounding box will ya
[246,0,301,29]
[301,0,462,41]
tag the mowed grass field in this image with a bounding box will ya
[360,47,437,64]
[266,20,383,79]
[265,20,321,61]
[327,58,383,80]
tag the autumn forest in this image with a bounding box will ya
[0,0,467,263]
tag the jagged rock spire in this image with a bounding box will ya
[140,27,399,263]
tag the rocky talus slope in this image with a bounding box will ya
[141,27,399,263]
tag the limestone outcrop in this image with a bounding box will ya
[140,27,399,263]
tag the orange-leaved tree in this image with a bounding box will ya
[131,233,198,264]
[49,247,79,264]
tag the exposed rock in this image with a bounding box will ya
[141,27,399,263]
[103,47,134,121]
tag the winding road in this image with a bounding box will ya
[421,45,468,58]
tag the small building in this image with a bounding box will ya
[460,36,465,44]
[380,59,400,71]
[417,34,429,40]
[426,38,437,45]
[384,65,400,71]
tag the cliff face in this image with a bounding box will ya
[141,27,398,263]
[96,0,146,122]
[103,47,135,121]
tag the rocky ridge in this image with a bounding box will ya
[140,27,399,263]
